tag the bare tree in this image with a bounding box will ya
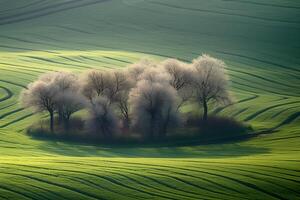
[161,58,194,110]
[129,67,179,139]
[111,71,133,129]
[191,54,231,121]
[54,91,86,131]
[81,69,133,127]
[80,70,112,102]
[80,70,129,101]
[20,80,58,132]
[47,72,79,124]
[85,96,118,138]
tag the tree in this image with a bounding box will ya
[85,96,118,138]
[80,70,127,102]
[81,69,133,128]
[191,54,231,121]
[46,71,79,124]
[20,80,58,132]
[80,70,111,102]
[54,91,86,131]
[129,67,179,139]
[161,58,194,110]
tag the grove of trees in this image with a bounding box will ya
[21,54,231,140]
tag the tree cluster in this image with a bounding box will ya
[21,54,231,140]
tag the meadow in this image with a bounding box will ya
[0,0,299,199]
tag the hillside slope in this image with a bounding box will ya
[0,0,299,199]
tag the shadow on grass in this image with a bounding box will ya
[35,139,269,158]
[27,116,270,158]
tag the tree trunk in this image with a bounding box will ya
[58,109,63,125]
[202,99,208,121]
[123,116,130,130]
[149,113,155,140]
[49,111,54,133]
[161,107,171,138]
[63,116,70,131]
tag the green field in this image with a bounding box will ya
[0,0,300,199]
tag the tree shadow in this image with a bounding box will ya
[35,137,269,158]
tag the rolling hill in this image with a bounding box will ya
[0,0,299,199]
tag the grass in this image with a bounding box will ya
[0,0,299,199]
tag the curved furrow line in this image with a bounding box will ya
[0,35,70,49]
[231,107,248,118]
[222,0,300,10]
[176,160,300,174]
[149,1,300,24]
[58,56,85,64]
[0,172,46,200]
[103,161,300,195]
[230,79,284,96]
[169,166,290,200]
[0,0,110,26]
[0,171,101,200]
[103,56,132,64]
[0,103,16,111]
[0,62,51,73]
[79,56,121,66]
[104,170,216,200]
[23,56,92,70]
[202,162,300,181]
[154,165,283,199]
[0,44,57,53]
[0,86,13,102]
[0,166,145,200]
[194,165,300,195]
[147,168,249,198]
[25,183,67,200]
[216,166,300,190]
[21,163,222,200]
[229,68,297,89]
[212,94,258,115]
[138,171,240,200]
[1,164,180,200]
[244,101,300,121]
[271,106,299,119]
[0,108,25,120]
[50,160,279,199]
[230,75,295,96]
[24,33,63,43]
[217,50,300,73]
[0,184,33,200]
[64,177,142,200]
[273,111,300,130]
[0,0,45,14]
[0,67,39,77]
[122,163,288,198]
[185,162,300,183]
[54,160,247,198]
[59,173,179,200]
[74,173,197,200]
[268,137,300,144]
[55,25,95,35]
[0,113,35,128]
[0,79,27,88]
